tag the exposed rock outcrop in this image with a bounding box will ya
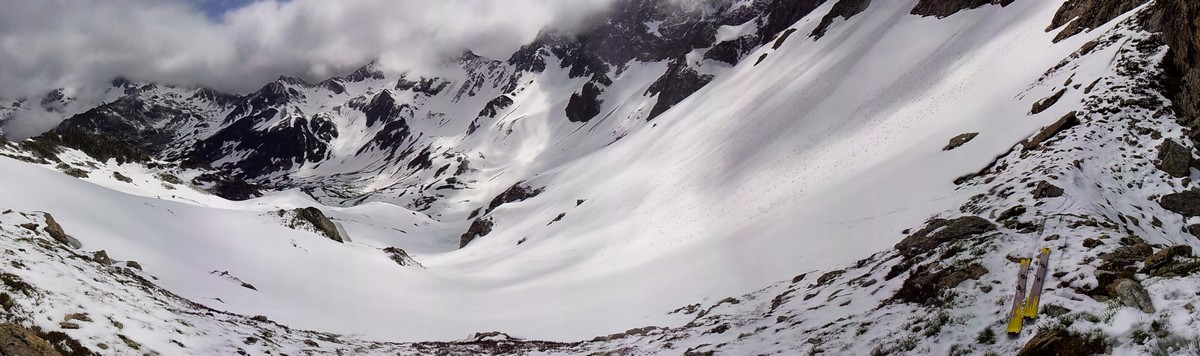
[294,207,345,243]
[894,216,996,257]
[1049,0,1147,42]
[41,213,80,249]
[460,217,494,248]
[811,0,872,39]
[0,324,59,356]
[383,247,423,268]
[942,132,978,151]
[1022,111,1079,150]
[910,0,1013,18]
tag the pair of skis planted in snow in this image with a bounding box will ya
[1006,247,1051,334]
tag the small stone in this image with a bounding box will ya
[125,261,142,270]
[1082,238,1103,248]
[59,322,80,330]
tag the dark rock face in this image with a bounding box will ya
[1146,0,1200,144]
[705,35,759,65]
[192,111,339,179]
[32,127,152,165]
[484,183,546,217]
[1159,188,1200,216]
[1017,328,1107,356]
[1049,0,1147,42]
[395,77,451,96]
[477,96,514,120]
[811,0,872,39]
[295,207,345,243]
[470,95,515,135]
[910,0,1013,18]
[645,60,713,121]
[0,323,60,356]
[943,132,978,151]
[566,81,606,123]
[192,173,262,201]
[761,0,826,45]
[895,216,996,257]
[1156,138,1194,178]
[362,91,403,127]
[460,217,494,248]
[55,96,180,153]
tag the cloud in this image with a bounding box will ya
[0,0,616,99]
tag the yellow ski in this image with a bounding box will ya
[1023,248,1051,318]
[1006,258,1031,334]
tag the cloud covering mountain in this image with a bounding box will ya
[0,0,614,98]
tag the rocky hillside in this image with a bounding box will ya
[3,0,1200,355]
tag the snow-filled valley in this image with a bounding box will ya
[4,0,1200,354]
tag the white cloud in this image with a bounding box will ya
[0,0,616,99]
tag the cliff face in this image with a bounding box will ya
[1146,0,1200,141]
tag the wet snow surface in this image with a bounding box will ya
[3,0,1200,354]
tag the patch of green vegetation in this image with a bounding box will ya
[977,327,996,345]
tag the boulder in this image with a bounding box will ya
[1156,139,1194,178]
[92,250,112,265]
[41,213,81,249]
[295,207,344,243]
[1160,189,1200,216]
[1107,279,1155,313]
[997,205,1026,221]
[1033,180,1064,199]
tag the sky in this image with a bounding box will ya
[194,0,258,19]
[0,0,615,99]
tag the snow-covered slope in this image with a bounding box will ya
[4,0,1200,355]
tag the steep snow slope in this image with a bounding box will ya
[431,0,1113,338]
